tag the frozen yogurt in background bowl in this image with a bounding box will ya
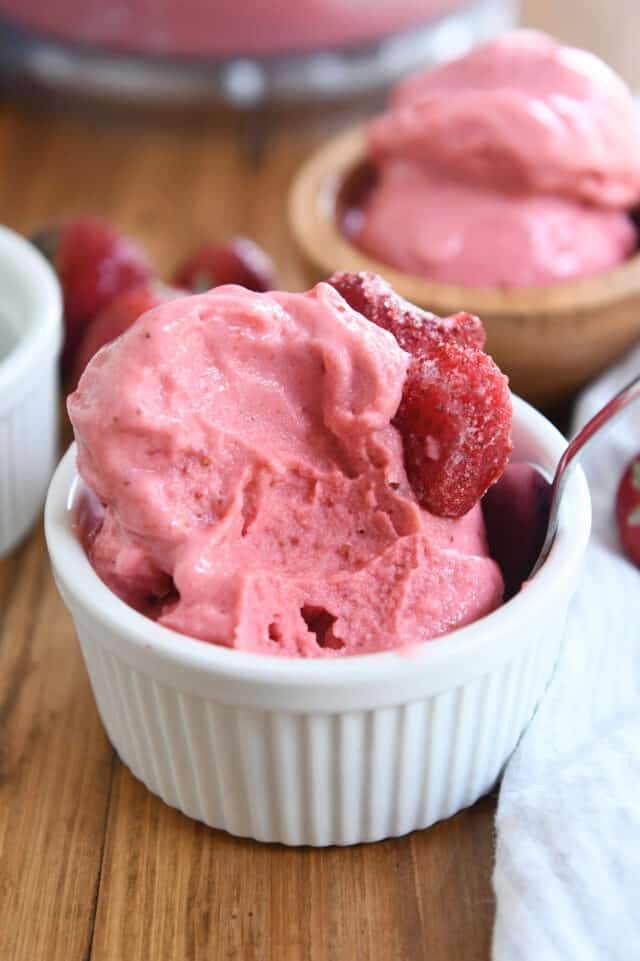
[45,281,590,846]
[289,30,640,406]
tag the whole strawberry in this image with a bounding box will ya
[616,453,640,568]
[482,462,551,598]
[173,237,276,293]
[71,281,184,389]
[34,217,152,370]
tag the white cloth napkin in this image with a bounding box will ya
[492,345,640,960]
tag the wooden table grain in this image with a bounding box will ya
[1,4,639,959]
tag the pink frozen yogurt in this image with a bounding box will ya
[352,30,640,287]
[68,283,504,657]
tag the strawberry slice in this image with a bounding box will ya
[393,342,512,517]
[616,453,640,568]
[328,270,485,355]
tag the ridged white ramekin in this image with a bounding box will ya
[0,225,62,557]
[45,396,591,845]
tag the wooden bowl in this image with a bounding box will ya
[289,127,640,406]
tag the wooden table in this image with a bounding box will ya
[1,4,638,959]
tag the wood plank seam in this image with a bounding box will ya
[0,538,30,645]
[0,538,48,784]
[82,749,117,961]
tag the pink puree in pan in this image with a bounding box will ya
[0,0,465,57]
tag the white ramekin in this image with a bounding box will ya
[45,396,591,846]
[0,224,63,557]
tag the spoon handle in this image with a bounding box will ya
[531,372,640,577]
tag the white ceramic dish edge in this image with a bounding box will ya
[45,396,591,845]
[0,224,63,556]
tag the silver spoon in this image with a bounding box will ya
[530,372,640,576]
[483,373,640,597]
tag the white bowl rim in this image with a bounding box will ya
[0,224,63,401]
[45,395,591,691]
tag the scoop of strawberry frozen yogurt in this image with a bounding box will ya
[353,30,640,287]
[68,283,504,657]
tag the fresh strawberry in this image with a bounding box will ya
[33,217,152,370]
[482,463,551,599]
[71,282,183,388]
[328,271,485,355]
[393,342,512,517]
[616,453,640,568]
[173,237,276,293]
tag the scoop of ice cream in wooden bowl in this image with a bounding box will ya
[289,30,640,407]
